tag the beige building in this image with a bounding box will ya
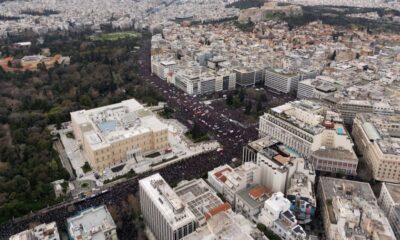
[318,177,396,240]
[352,113,400,183]
[71,99,169,171]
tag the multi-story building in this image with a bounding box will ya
[139,173,197,240]
[378,183,400,239]
[337,100,373,126]
[264,69,300,94]
[207,162,261,205]
[258,192,307,240]
[67,205,118,240]
[256,140,315,193]
[70,99,169,171]
[388,206,400,240]
[235,184,272,223]
[310,147,358,175]
[259,100,358,175]
[352,113,400,183]
[297,77,337,100]
[234,67,264,87]
[182,211,265,240]
[318,177,396,240]
[9,222,60,240]
[286,172,316,224]
[173,178,224,227]
[151,59,177,80]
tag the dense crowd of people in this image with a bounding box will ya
[0,34,261,239]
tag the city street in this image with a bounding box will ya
[0,34,260,239]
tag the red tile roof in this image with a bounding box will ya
[204,202,231,220]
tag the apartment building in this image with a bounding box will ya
[70,99,169,171]
[297,77,337,100]
[10,222,60,240]
[337,100,374,126]
[67,206,118,240]
[235,184,272,223]
[352,113,400,183]
[258,192,307,240]
[139,174,197,240]
[378,183,400,239]
[173,179,224,227]
[286,172,316,224]
[207,162,261,205]
[318,177,396,240]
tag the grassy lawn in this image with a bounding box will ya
[80,182,89,188]
[89,31,141,41]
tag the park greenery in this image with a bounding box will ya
[89,31,141,41]
[185,123,210,143]
[81,162,92,173]
[226,88,265,116]
[0,30,164,223]
[257,223,282,240]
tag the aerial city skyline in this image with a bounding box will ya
[0,0,399,239]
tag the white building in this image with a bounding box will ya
[264,69,300,94]
[139,173,197,240]
[259,100,358,175]
[182,211,265,240]
[67,205,118,240]
[207,162,261,205]
[258,192,306,240]
[297,77,337,100]
[9,222,60,240]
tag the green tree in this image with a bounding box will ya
[245,101,252,115]
[226,93,233,106]
[79,95,93,108]
[256,99,263,113]
[239,88,246,103]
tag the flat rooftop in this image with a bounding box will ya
[139,173,196,229]
[71,99,167,150]
[67,205,116,240]
[269,100,326,135]
[357,113,400,155]
[236,184,272,209]
[174,179,223,222]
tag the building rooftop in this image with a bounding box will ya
[174,178,224,224]
[320,177,396,240]
[139,173,196,229]
[356,113,400,155]
[237,185,272,209]
[10,222,60,240]
[67,205,116,240]
[182,212,257,240]
[269,100,326,135]
[70,99,167,150]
